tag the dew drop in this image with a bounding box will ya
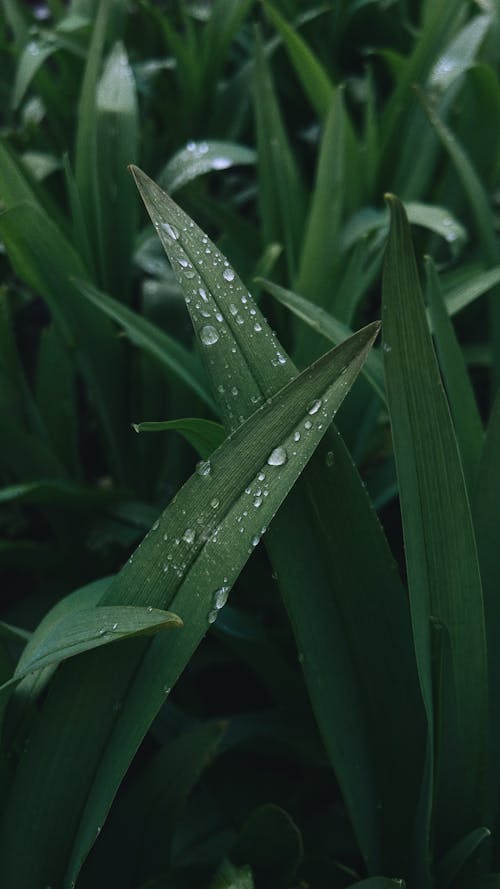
[257,472,265,482]
[251,535,260,547]
[178,258,189,268]
[213,585,229,609]
[293,430,301,442]
[160,222,179,240]
[200,325,219,346]
[383,342,392,353]
[253,496,263,507]
[212,156,231,170]
[152,519,160,531]
[210,497,220,509]
[304,420,312,430]
[223,268,235,282]
[308,399,322,415]
[112,622,118,631]
[254,322,262,332]
[207,609,218,624]
[182,528,196,544]
[199,287,208,301]
[196,459,212,477]
[325,450,335,468]
[267,446,288,466]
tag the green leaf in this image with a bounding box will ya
[0,203,128,480]
[425,258,483,491]
[231,804,302,886]
[259,277,386,403]
[253,28,306,280]
[444,266,500,318]
[473,387,500,855]
[436,827,491,888]
[0,481,116,509]
[296,88,346,325]
[262,2,334,119]
[383,195,488,851]
[132,168,426,876]
[0,622,31,645]
[35,323,80,478]
[12,38,58,109]
[132,418,225,460]
[95,40,139,298]
[83,721,226,887]
[427,14,492,97]
[74,277,216,412]
[0,317,379,889]
[159,140,256,194]
[1,606,182,690]
[348,880,405,889]
[208,860,254,889]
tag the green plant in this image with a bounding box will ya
[1,1,500,887]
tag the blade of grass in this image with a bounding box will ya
[95,40,139,299]
[473,387,500,863]
[75,278,216,412]
[436,827,491,889]
[417,87,500,388]
[0,321,378,889]
[0,203,128,480]
[262,1,334,119]
[132,169,427,876]
[132,418,225,460]
[295,88,346,338]
[259,277,386,403]
[159,140,256,195]
[425,258,483,492]
[383,195,488,854]
[254,28,306,281]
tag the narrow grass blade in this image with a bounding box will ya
[444,267,500,318]
[474,387,500,858]
[0,204,128,480]
[425,258,483,491]
[0,323,377,889]
[417,88,500,386]
[296,88,346,327]
[0,623,31,645]
[254,28,306,280]
[159,141,256,194]
[132,169,427,875]
[383,195,488,850]
[132,418,225,459]
[259,277,386,403]
[348,881,406,889]
[83,721,225,887]
[75,278,215,412]
[379,0,464,188]
[35,323,80,479]
[95,41,138,299]
[436,827,491,888]
[262,2,333,119]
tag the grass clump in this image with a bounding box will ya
[0,2,499,887]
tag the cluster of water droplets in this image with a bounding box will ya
[207,579,230,624]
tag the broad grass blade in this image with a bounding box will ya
[132,169,427,875]
[0,321,378,889]
[383,195,488,853]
